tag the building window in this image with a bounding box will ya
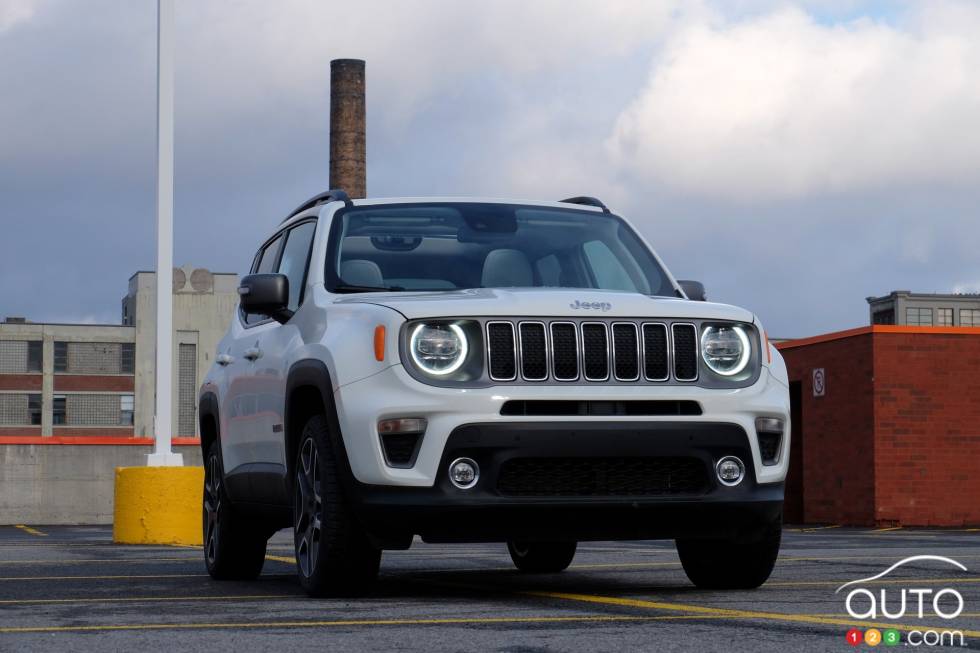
[54,342,68,372]
[961,309,980,327]
[27,341,42,372]
[178,344,197,436]
[936,308,953,326]
[120,394,134,426]
[0,394,31,425]
[0,341,31,374]
[52,395,66,425]
[906,307,933,326]
[121,343,135,374]
[872,309,895,325]
[28,394,42,425]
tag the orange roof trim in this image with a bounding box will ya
[0,436,201,446]
[777,325,980,350]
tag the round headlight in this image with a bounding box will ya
[410,323,468,376]
[700,325,750,376]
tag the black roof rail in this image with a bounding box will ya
[282,189,353,223]
[558,196,610,213]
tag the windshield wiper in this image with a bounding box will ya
[333,284,405,294]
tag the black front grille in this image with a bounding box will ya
[497,457,709,497]
[581,324,609,380]
[487,322,516,380]
[551,323,579,380]
[672,324,698,381]
[612,323,639,380]
[518,323,548,380]
[482,319,709,384]
[643,323,669,380]
[500,400,702,416]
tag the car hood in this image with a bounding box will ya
[334,288,755,323]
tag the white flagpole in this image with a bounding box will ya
[148,0,182,466]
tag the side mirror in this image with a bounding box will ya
[677,279,706,302]
[239,274,293,323]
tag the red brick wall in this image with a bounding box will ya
[0,427,42,436]
[52,427,135,437]
[873,333,980,526]
[781,333,877,525]
[53,375,134,392]
[0,375,42,391]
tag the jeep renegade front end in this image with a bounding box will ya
[199,191,790,596]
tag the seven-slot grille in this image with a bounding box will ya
[486,320,699,383]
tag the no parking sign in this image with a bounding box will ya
[813,368,826,397]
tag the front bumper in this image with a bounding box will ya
[346,420,783,544]
[333,363,791,487]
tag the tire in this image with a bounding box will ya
[293,413,381,597]
[507,541,577,573]
[203,441,268,580]
[676,514,782,590]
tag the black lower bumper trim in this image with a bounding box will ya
[346,421,783,545]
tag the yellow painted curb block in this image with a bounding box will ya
[113,466,204,545]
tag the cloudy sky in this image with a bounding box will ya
[1,0,978,337]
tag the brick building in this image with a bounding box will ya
[778,325,980,527]
[0,265,237,441]
[867,290,980,326]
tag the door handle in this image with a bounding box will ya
[216,354,234,367]
[243,348,263,361]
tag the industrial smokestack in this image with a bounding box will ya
[330,59,366,199]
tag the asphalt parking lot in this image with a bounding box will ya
[0,525,978,651]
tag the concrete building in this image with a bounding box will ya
[0,265,236,441]
[0,266,234,523]
[867,290,980,327]
[778,325,980,527]
[122,266,239,438]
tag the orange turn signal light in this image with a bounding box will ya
[374,325,386,361]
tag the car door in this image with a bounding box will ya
[221,232,285,480]
[251,219,319,475]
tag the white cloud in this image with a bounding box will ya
[953,280,980,294]
[607,5,980,200]
[177,0,680,131]
[0,0,39,32]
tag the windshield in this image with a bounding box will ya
[325,203,674,295]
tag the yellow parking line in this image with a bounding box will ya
[767,576,980,588]
[264,554,295,564]
[0,573,209,582]
[786,525,841,533]
[0,594,294,606]
[869,526,903,533]
[0,557,199,566]
[779,553,980,563]
[0,614,674,634]
[525,590,980,638]
[13,525,46,537]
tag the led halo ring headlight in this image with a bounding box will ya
[700,324,751,377]
[409,323,468,376]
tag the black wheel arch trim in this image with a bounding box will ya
[284,359,359,498]
[198,392,220,461]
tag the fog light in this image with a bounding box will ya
[715,456,745,487]
[449,458,479,489]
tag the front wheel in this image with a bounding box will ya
[203,441,268,580]
[293,414,381,597]
[507,541,577,573]
[676,514,782,590]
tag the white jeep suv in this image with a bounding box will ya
[199,191,791,597]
